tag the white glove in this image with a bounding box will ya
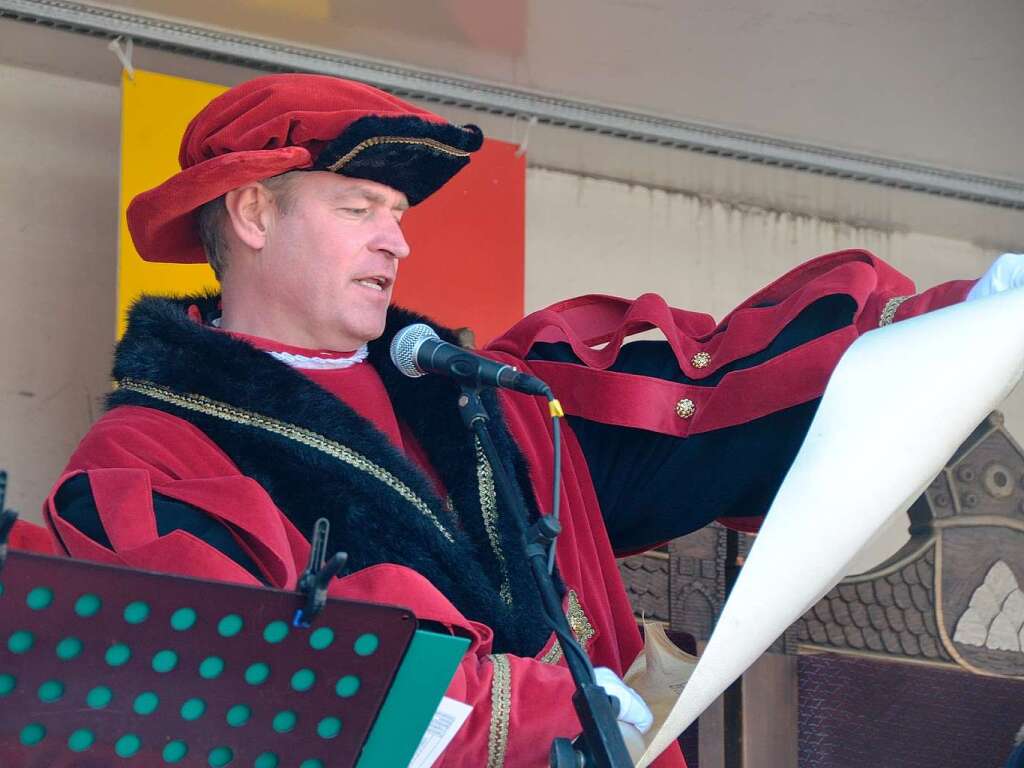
[594,666,654,734]
[967,252,1024,302]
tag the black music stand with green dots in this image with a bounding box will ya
[0,528,469,767]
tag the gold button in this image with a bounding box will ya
[675,398,696,419]
[691,351,711,369]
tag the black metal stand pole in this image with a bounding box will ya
[456,386,632,768]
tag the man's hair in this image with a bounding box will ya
[196,172,300,280]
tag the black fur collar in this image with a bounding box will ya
[108,294,553,656]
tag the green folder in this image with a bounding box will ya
[357,629,471,767]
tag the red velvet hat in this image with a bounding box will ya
[127,73,483,264]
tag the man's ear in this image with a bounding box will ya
[224,182,275,251]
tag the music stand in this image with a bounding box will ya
[0,547,467,767]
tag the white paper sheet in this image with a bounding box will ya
[407,696,473,768]
[638,287,1024,766]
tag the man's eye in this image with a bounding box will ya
[342,207,369,215]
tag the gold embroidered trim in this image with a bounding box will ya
[486,653,512,768]
[117,377,454,543]
[879,295,912,327]
[540,590,596,665]
[475,437,513,605]
[325,135,472,173]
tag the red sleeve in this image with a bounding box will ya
[489,249,974,439]
[8,519,57,554]
[43,405,302,589]
[488,250,974,539]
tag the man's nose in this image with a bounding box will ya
[375,215,411,260]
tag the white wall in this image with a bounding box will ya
[0,62,119,524]
[526,169,996,318]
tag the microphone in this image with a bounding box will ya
[390,323,550,397]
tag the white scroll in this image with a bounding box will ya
[636,287,1024,766]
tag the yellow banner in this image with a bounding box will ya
[117,69,226,337]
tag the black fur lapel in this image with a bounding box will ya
[108,294,553,656]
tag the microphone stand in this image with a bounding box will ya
[456,385,633,768]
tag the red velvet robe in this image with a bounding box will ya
[38,250,973,767]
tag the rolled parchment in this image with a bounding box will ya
[637,287,1024,767]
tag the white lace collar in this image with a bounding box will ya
[210,317,369,370]
[265,345,369,370]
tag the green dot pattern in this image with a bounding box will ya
[123,601,150,624]
[309,627,334,650]
[68,728,95,752]
[335,675,360,698]
[133,691,160,715]
[56,636,83,660]
[163,740,188,763]
[26,587,54,610]
[181,698,206,721]
[226,704,251,727]
[106,643,132,667]
[20,724,46,746]
[291,668,316,692]
[37,680,64,702]
[74,593,102,617]
[263,621,289,644]
[299,760,324,768]
[170,607,197,631]
[254,753,279,768]
[354,633,379,656]
[86,686,112,709]
[272,710,297,733]
[244,662,270,685]
[8,630,34,654]
[0,674,16,696]
[199,656,225,679]
[217,614,244,637]
[115,733,141,758]
[208,746,233,767]
[317,716,342,739]
[152,649,179,673]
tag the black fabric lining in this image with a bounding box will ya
[54,474,112,549]
[526,294,855,552]
[53,473,264,581]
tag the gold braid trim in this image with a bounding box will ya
[879,295,912,327]
[117,378,454,543]
[486,653,512,768]
[475,437,513,605]
[540,590,595,665]
[325,135,472,172]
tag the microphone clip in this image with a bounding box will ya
[457,386,491,429]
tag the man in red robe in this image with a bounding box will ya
[39,73,1016,766]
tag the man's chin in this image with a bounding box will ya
[347,317,388,348]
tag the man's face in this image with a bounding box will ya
[259,172,410,350]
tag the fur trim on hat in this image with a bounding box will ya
[315,115,484,205]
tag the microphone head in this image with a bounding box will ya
[390,323,439,378]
